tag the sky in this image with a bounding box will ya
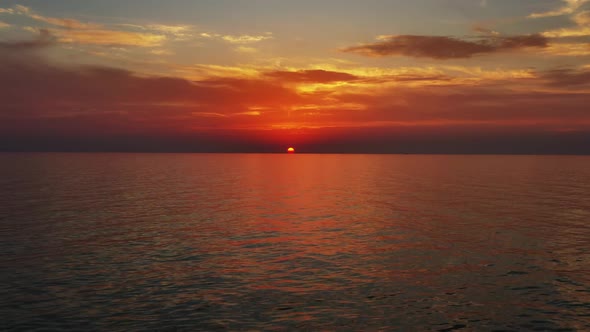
[1,0,589,153]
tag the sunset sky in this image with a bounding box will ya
[1,0,589,153]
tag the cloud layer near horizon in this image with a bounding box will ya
[1,29,590,153]
[1,1,590,152]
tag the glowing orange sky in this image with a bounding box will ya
[1,0,590,153]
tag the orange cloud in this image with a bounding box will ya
[265,70,359,83]
[199,32,273,44]
[1,5,167,47]
[117,23,193,40]
[221,33,273,44]
[234,46,258,54]
[544,42,590,56]
[28,14,100,29]
[1,5,92,29]
[528,0,589,18]
[2,31,590,153]
[54,29,165,47]
[542,11,590,37]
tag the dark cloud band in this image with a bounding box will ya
[341,34,548,59]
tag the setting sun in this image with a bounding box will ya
[287,147,295,153]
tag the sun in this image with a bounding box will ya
[287,147,295,153]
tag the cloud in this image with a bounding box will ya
[264,70,359,83]
[0,5,167,47]
[0,47,301,127]
[575,9,590,24]
[542,11,590,37]
[55,29,166,46]
[0,5,29,15]
[0,29,54,50]
[234,46,258,54]
[1,4,91,28]
[542,68,590,86]
[528,0,589,18]
[146,24,190,35]
[0,21,10,28]
[28,14,100,30]
[234,111,262,116]
[543,26,590,37]
[1,32,590,153]
[150,49,174,56]
[341,34,548,59]
[331,87,590,130]
[199,32,273,44]
[473,25,500,36]
[543,42,590,56]
[117,23,193,40]
[221,33,272,43]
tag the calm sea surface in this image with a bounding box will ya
[1,153,590,331]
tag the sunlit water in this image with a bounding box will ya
[1,153,590,331]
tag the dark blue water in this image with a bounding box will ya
[1,153,590,330]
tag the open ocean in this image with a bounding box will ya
[1,153,590,331]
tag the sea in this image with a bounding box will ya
[1,153,589,331]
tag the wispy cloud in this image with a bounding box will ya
[117,23,193,40]
[200,32,273,44]
[1,4,95,28]
[0,5,29,15]
[0,5,167,47]
[472,25,500,36]
[542,11,590,37]
[28,14,100,29]
[150,49,174,56]
[146,24,190,35]
[0,21,10,28]
[222,33,272,44]
[528,0,589,18]
[0,29,54,50]
[234,46,258,54]
[265,70,359,83]
[56,29,166,47]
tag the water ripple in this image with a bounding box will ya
[1,153,590,330]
